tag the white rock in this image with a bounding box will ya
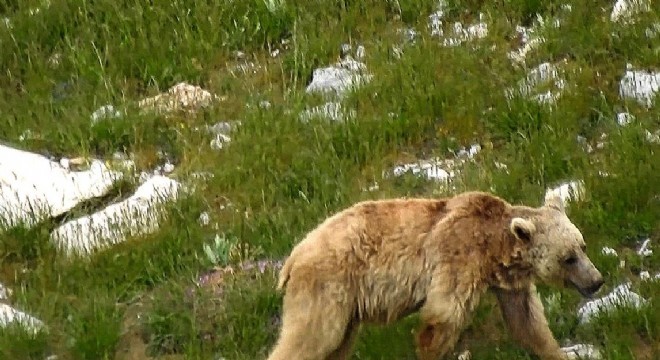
[138,82,219,115]
[601,247,619,257]
[561,344,602,359]
[355,45,366,60]
[616,112,635,126]
[210,133,232,150]
[259,100,272,109]
[494,161,509,172]
[507,62,566,105]
[639,271,651,281]
[305,57,373,97]
[545,180,585,206]
[90,104,123,124]
[508,35,545,64]
[645,130,660,144]
[646,23,660,38]
[398,28,418,43]
[161,162,175,174]
[577,282,648,324]
[49,175,182,256]
[198,212,211,226]
[611,0,650,23]
[455,144,482,159]
[427,1,447,37]
[299,102,356,123]
[0,144,123,229]
[637,238,652,257]
[362,182,380,192]
[0,283,11,300]
[390,158,457,183]
[0,303,44,334]
[457,350,471,360]
[619,65,660,108]
[442,17,488,47]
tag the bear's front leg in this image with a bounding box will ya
[413,274,473,360]
[494,285,568,360]
[414,321,461,360]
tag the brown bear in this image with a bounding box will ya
[267,191,604,360]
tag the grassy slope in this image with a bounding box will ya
[0,0,659,359]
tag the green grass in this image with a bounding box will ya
[0,0,659,359]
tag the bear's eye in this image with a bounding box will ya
[564,256,578,265]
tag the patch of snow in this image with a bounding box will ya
[0,303,44,335]
[637,238,652,257]
[90,104,123,124]
[545,180,585,206]
[50,175,183,256]
[577,282,648,324]
[562,344,602,359]
[306,56,373,97]
[0,144,123,229]
[138,82,220,115]
[507,62,567,105]
[299,102,356,123]
[601,247,619,257]
[619,65,660,108]
[611,0,651,23]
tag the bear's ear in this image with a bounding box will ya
[544,192,565,213]
[510,217,536,242]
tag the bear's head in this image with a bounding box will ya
[509,194,604,298]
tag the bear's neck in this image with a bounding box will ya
[485,207,537,290]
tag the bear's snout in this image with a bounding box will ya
[584,277,604,297]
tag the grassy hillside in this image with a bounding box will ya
[0,0,658,359]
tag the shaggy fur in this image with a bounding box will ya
[267,191,604,360]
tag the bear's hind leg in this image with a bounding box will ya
[267,285,353,360]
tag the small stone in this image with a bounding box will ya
[210,134,232,150]
[90,104,123,124]
[198,212,211,226]
[355,45,366,60]
[601,247,618,257]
